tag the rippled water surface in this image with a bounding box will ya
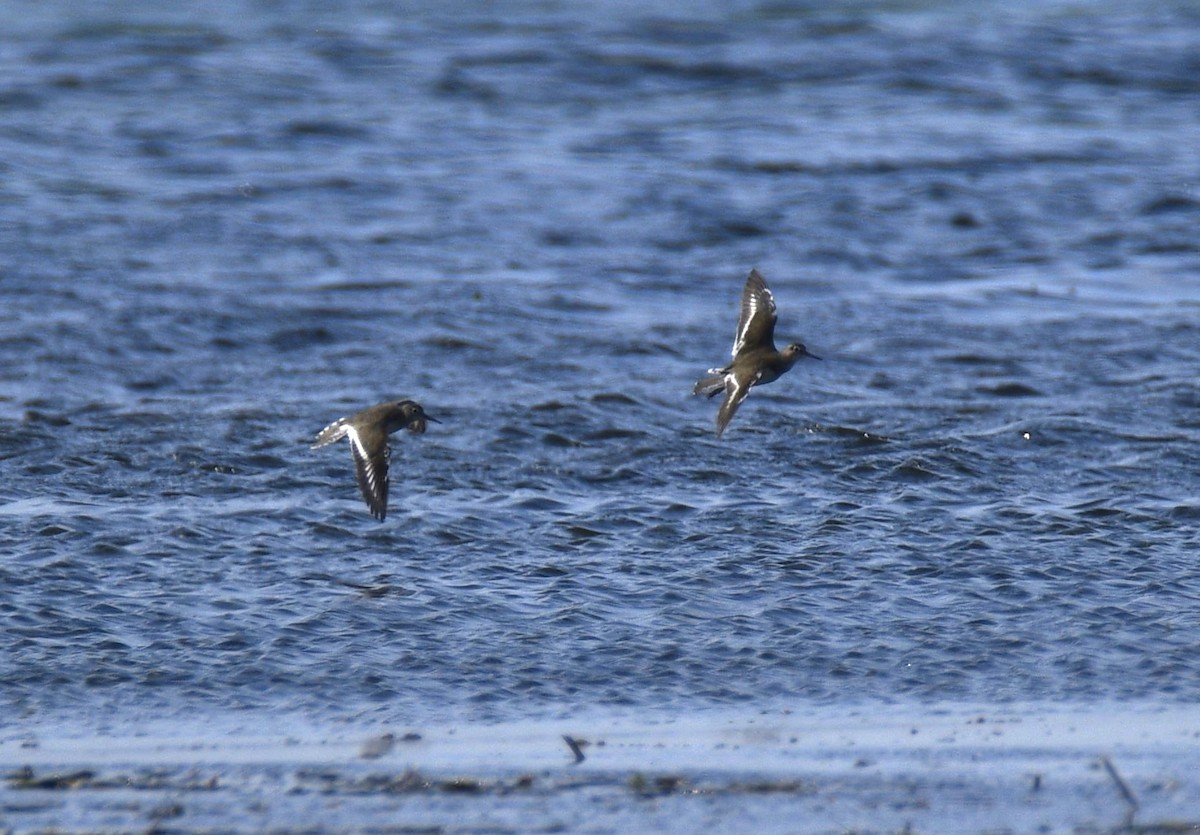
[2,0,1199,733]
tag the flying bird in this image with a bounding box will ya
[693,269,819,437]
[312,400,437,520]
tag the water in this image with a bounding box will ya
[2,0,1199,735]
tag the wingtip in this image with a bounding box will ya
[364,488,388,522]
[746,268,768,288]
[364,488,388,521]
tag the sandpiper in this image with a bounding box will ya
[693,269,820,437]
[312,400,438,521]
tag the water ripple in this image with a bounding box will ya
[2,0,1199,732]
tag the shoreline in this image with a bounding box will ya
[4,703,1199,832]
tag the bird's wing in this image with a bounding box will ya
[347,425,390,521]
[731,269,778,358]
[715,371,759,437]
[311,417,350,449]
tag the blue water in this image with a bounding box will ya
[2,0,1199,734]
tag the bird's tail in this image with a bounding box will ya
[692,372,727,398]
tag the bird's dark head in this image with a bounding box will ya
[784,343,821,362]
[394,400,440,434]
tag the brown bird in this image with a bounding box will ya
[312,400,437,521]
[693,269,819,437]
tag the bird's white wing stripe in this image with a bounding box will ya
[346,427,381,493]
[732,286,775,358]
[311,417,350,449]
[732,290,760,357]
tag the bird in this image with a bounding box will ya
[311,400,438,521]
[693,269,820,437]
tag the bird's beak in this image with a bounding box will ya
[806,350,822,361]
[408,413,439,434]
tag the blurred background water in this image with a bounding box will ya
[1,0,1199,734]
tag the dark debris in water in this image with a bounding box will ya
[825,424,891,444]
[893,459,940,481]
[8,766,219,792]
[22,410,71,427]
[291,768,534,796]
[980,382,1043,398]
[283,767,816,801]
[562,734,587,764]
[591,392,640,406]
